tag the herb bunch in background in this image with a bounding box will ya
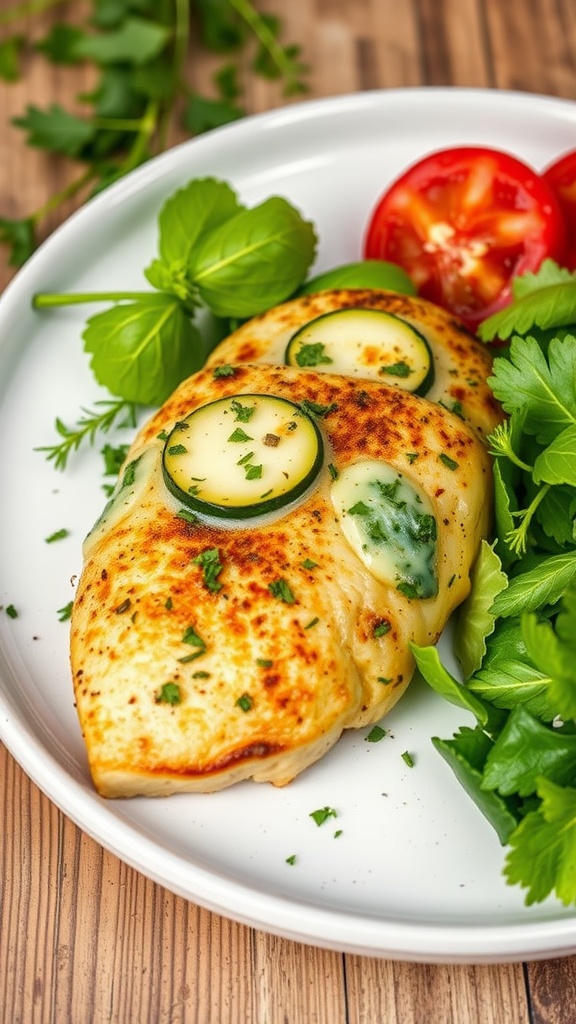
[0,0,308,268]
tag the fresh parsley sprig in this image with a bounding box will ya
[0,0,308,268]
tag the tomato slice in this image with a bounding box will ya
[363,146,566,329]
[543,149,576,269]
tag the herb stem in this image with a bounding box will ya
[33,291,155,308]
[228,0,296,82]
[0,0,66,25]
[31,167,97,226]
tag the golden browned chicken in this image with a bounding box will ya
[71,356,498,797]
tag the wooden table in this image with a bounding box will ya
[1,2,576,1021]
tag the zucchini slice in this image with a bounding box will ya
[285,308,434,395]
[162,393,324,519]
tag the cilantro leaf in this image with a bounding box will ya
[504,777,576,905]
[82,296,204,406]
[72,16,170,66]
[479,262,576,340]
[533,424,576,486]
[489,336,576,444]
[13,104,95,157]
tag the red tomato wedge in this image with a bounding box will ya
[363,146,566,330]
[543,149,576,269]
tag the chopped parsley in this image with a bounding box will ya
[213,364,236,378]
[268,578,296,604]
[192,548,223,592]
[379,360,413,378]
[231,398,255,422]
[256,658,273,668]
[406,452,420,464]
[244,463,263,480]
[167,443,187,456]
[285,853,297,865]
[5,604,18,619]
[228,427,252,443]
[235,692,253,712]
[365,724,387,743]
[301,558,318,570]
[401,750,415,767]
[295,342,333,367]
[328,462,339,480]
[304,616,319,629]
[101,442,129,476]
[176,508,198,525]
[299,399,338,418]
[439,452,459,471]
[309,806,338,827]
[57,601,73,622]
[373,619,391,638]
[181,624,207,658]
[45,528,69,543]
[157,682,181,706]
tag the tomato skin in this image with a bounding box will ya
[363,146,566,330]
[543,149,576,269]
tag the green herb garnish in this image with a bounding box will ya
[157,682,181,706]
[45,528,69,544]
[268,578,296,604]
[192,547,223,592]
[309,806,338,827]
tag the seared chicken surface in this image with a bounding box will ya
[71,358,497,797]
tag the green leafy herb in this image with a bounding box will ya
[235,692,253,712]
[309,806,338,827]
[380,360,412,378]
[157,682,182,706]
[45,528,69,544]
[415,261,576,907]
[192,547,224,592]
[438,452,459,471]
[295,342,333,367]
[365,725,387,743]
[57,601,74,622]
[401,750,415,767]
[268,577,296,604]
[1,2,308,269]
[5,604,18,619]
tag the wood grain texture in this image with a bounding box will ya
[2,2,576,1022]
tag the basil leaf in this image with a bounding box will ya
[152,177,244,273]
[189,196,317,317]
[83,295,203,406]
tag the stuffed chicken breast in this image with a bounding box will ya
[71,361,495,797]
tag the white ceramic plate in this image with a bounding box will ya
[1,87,576,964]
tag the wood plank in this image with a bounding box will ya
[345,956,531,1024]
[526,957,576,1024]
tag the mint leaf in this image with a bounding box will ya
[83,296,203,406]
[190,197,317,317]
[505,778,576,905]
[13,104,95,157]
[489,336,576,444]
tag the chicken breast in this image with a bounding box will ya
[71,361,495,796]
[205,288,501,439]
